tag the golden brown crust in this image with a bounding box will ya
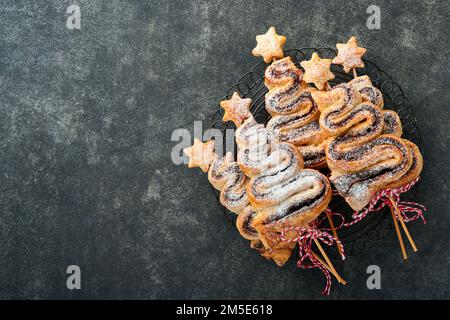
[236,206,259,241]
[315,81,415,211]
[260,244,294,267]
[328,134,413,211]
[300,52,335,90]
[382,110,403,137]
[264,57,329,168]
[183,139,216,173]
[208,153,249,214]
[252,169,332,245]
[252,27,286,63]
[384,140,423,190]
[220,92,252,127]
[236,117,332,264]
[332,36,367,73]
[348,76,384,108]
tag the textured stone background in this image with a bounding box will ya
[0,0,449,299]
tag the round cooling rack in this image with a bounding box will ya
[209,47,424,258]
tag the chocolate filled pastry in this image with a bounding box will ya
[385,140,423,190]
[209,148,295,265]
[347,75,384,108]
[348,75,404,136]
[327,134,412,211]
[207,151,249,214]
[183,140,259,243]
[327,38,422,206]
[382,110,403,136]
[312,80,420,211]
[236,117,332,264]
[264,57,328,168]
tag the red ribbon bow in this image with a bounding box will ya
[281,209,346,296]
[345,177,426,227]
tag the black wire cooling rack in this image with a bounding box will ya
[209,48,423,258]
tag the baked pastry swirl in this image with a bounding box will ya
[385,140,423,190]
[265,57,328,168]
[347,76,383,108]
[327,134,412,211]
[211,146,297,265]
[184,137,299,266]
[208,152,249,215]
[312,79,420,211]
[236,117,332,264]
[183,30,425,279]
[184,141,261,245]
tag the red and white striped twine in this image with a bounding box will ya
[279,177,425,295]
[280,209,346,295]
[344,177,426,227]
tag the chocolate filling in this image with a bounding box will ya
[265,175,328,223]
[324,103,382,131]
[242,211,257,235]
[329,136,407,162]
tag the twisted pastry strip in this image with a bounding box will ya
[236,117,332,262]
[208,152,260,241]
[328,135,412,210]
[265,57,328,168]
[313,82,415,210]
[208,148,291,265]
[348,76,384,108]
[267,117,328,168]
[265,57,309,115]
[349,77,420,187]
[183,139,261,243]
[382,110,403,136]
[385,140,423,190]
[348,76,404,136]
[208,152,249,214]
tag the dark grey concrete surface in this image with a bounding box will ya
[0,0,449,299]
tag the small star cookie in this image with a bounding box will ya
[300,52,335,90]
[332,36,367,73]
[252,27,286,63]
[183,139,216,172]
[220,92,252,127]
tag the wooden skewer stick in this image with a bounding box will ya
[352,68,358,78]
[389,204,408,260]
[390,196,418,252]
[326,211,344,259]
[311,251,347,285]
[313,239,347,285]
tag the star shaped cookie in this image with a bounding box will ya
[332,36,367,73]
[183,139,216,172]
[300,52,335,90]
[252,27,286,63]
[220,92,252,127]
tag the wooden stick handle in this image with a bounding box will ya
[390,197,418,252]
[389,204,408,260]
[311,251,347,285]
[352,68,358,78]
[313,239,347,285]
[326,211,344,259]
